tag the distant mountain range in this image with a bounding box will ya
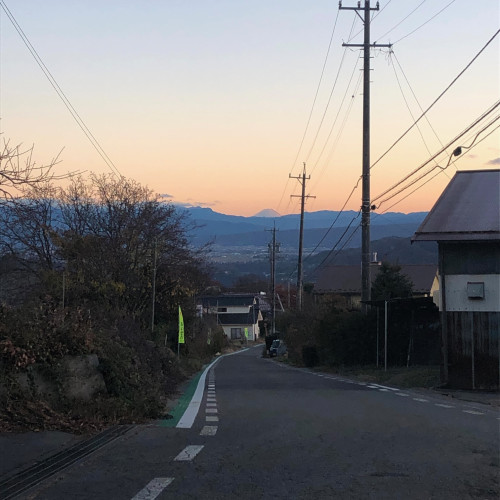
[180,206,429,251]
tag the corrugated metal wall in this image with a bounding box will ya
[446,311,499,389]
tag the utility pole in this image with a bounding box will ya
[151,238,158,334]
[340,1,391,312]
[290,163,315,311]
[266,224,279,335]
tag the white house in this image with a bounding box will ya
[196,294,264,341]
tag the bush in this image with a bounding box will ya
[316,310,376,366]
[302,345,318,367]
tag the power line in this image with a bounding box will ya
[370,28,500,171]
[322,70,363,171]
[303,16,358,165]
[388,51,452,178]
[372,105,500,205]
[308,71,362,197]
[390,51,458,170]
[378,122,500,214]
[393,0,457,45]
[373,111,500,208]
[315,216,361,270]
[310,55,361,175]
[0,1,122,178]
[375,0,427,42]
[289,9,341,173]
[276,9,341,214]
[285,173,362,281]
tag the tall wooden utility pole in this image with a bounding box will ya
[267,224,279,334]
[340,1,391,312]
[290,163,315,311]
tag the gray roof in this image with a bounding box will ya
[197,294,256,307]
[413,169,500,242]
[314,264,437,295]
[217,312,258,326]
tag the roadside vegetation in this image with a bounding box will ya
[275,264,440,388]
[0,140,440,433]
[0,144,227,432]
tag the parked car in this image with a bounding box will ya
[269,339,287,358]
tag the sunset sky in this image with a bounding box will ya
[1,1,499,216]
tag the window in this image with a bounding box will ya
[230,328,242,339]
[467,282,484,299]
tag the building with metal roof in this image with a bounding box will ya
[413,169,500,241]
[314,263,437,310]
[412,169,500,390]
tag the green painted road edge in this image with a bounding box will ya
[159,370,203,427]
[158,346,256,427]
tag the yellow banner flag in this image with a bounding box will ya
[178,306,185,344]
[244,327,249,339]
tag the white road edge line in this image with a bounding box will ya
[370,383,399,391]
[131,477,174,500]
[174,445,204,461]
[176,348,249,428]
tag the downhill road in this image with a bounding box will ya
[26,345,499,499]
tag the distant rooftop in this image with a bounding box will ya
[314,264,437,295]
[413,169,500,242]
[197,293,258,307]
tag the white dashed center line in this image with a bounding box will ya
[200,425,218,436]
[131,477,174,500]
[435,403,454,408]
[462,410,484,415]
[174,445,204,462]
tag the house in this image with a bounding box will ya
[313,263,437,310]
[196,293,264,341]
[412,169,500,389]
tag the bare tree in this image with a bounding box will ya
[0,183,60,275]
[0,138,63,198]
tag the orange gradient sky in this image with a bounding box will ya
[1,1,499,216]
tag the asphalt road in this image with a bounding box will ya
[27,345,499,499]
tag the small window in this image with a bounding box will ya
[218,307,227,312]
[467,282,484,299]
[230,328,242,339]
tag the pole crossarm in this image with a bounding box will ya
[342,43,392,48]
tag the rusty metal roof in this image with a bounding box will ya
[413,169,500,242]
[314,264,437,294]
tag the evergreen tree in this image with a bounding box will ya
[371,262,413,301]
